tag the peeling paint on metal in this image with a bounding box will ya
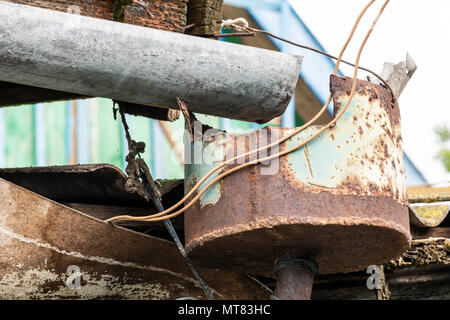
[184,76,410,276]
[281,78,406,205]
[184,131,229,208]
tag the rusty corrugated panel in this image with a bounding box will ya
[0,177,268,299]
[0,164,187,236]
[184,75,410,276]
[0,164,147,206]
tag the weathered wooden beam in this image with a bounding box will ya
[408,186,450,203]
[0,81,88,106]
[117,101,180,122]
[312,265,450,300]
[412,227,450,240]
[2,0,188,32]
[0,82,180,121]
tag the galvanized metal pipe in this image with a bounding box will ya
[0,1,302,123]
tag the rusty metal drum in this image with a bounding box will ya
[184,75,411,276]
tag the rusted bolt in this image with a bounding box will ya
[273,256,317,300]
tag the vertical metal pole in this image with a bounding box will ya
[273,256,317,300]
[274,265,315,300]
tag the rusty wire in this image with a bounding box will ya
[113,102,214,299]
[214,7,395,102]
[243,27,396,102]
[106,0,391,224]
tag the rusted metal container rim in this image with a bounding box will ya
[185,214,411,252]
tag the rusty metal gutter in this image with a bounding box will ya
[0,1,302,123]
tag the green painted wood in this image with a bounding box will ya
[45,101,67,166]
[196,114,221,129]
[228,119,253,132]
[163,118,184,179]
[1,98,298,180]
[4,105,35,167]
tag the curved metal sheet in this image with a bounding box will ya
[0,178,267,299]
[409,202,450,228]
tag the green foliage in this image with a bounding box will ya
[435,124,450,172]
